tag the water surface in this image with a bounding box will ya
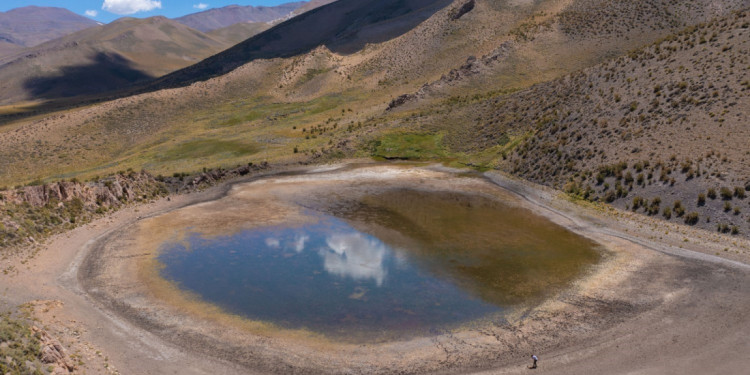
[157,188,601,341]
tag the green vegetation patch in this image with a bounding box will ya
[0,313,43,375]
[371,133,447,160]
[157,139,259,162]
[298,68,332,86]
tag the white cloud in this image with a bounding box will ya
[193,3,209,10]
[102,0,162,15]
[85,10,98,17]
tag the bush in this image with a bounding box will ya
[648,197,661,215]
[684,212,699,225]
[603,191,616,203]
[734,187,746,199]
[0,313,42,374]
[724,201,732,212]
[632,196,644,210]
[697,193,706,206]
[707,188,717,199]
[720,187,733,200]
[662,207,672,219]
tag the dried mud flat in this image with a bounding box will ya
[2,163,750,375]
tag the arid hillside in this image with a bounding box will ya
[0,6,98,49]
[174,1,305,32]
[0,40,23,58]
[0,17,238,104]
[148,0,455,91]
[0,0,747,237]
[206,22,272,45]
[381,9,749,235]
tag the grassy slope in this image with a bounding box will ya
[0,1,747,240]
[377,9,750,235]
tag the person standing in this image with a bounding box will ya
[531,354,538,369]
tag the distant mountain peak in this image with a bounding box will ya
[0,6,98,48]
[174,1,307,32]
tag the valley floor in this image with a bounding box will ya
[1,162,749,374]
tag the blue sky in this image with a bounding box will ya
[0,0,298,23]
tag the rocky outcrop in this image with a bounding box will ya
[32,326,76,374]
[387,41,515,110]
[1,171,165,209]
[451,0,475,20]
[0,163,273,249]
[176,162,267,192]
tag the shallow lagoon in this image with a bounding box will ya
[157,187,601,340]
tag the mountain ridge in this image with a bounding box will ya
[0,6,98,49]
[174,1,306,32]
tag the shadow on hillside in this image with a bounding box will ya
[151,0,453,90]
[22,52,154,101]
[1,0,454,125]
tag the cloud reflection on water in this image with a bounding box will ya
[320,232,388,286]
[293,234,309,253]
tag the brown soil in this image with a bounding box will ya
[2,163,748,374]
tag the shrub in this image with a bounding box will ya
[0,314,42,373]
[734,187,746,199]
[662,207,672,219]
[720,187,733,200]
[697,193,706,206]
[724,201,732,212]
[603,191,616,203]
[624,172,634,184]
[731,226,739,235]
[707,188,717,199]
[674,201,685,217]
[632,196,644,210]
[596,173,605,185]
[684,212,699,225]
[648,197,661,215]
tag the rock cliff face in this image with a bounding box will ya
[0,171,164,209]
[33,325,76,374]
[0,171,168,249]
[0,163,271,250]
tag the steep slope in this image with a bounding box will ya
[0,40,24,58]
[0,17,231,104]
[289,0,339,17]
[206,22,272,45]
[174,2,305,32]
[0,0,747,240]
[387,0,750,107]
[385,9,749,235]
[150,0,454,90]
[0,6,98,48]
